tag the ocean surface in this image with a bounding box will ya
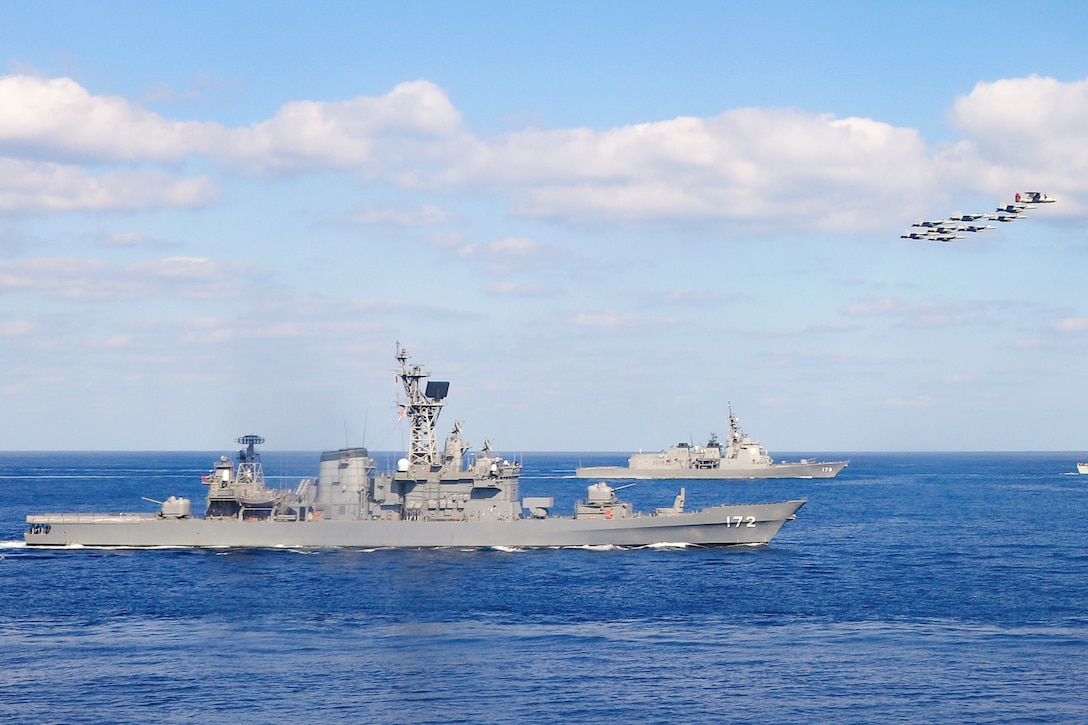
[2,451,1087,724]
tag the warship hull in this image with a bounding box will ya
[575,461,847,480]
[25,499,805,549]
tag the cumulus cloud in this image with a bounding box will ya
[451,110,932,228]
[945,75,1088,208]
[0,75,221,163]
[3,72,1086,226]
[224,80,468,175]
[0,75,465,213]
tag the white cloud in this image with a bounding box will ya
[0,256,265,301]
[1054,317,1088,332]
[342,203,449,226]
[571,311,674,329]
[661,288,741,304]
[0,75,463,173]
[0,76,465,212]
[96,231,179,249]
[945,75,1088,208]
[0,75,221,163]
[444,236,569,275]
[0,159,217,213]
[483,281,554,297]
[3,72,1086,226]
[886,396,935,408]
[449,110,932,228]
[223,80,467,175]
[0,320,33,336]
[842,297,986,328]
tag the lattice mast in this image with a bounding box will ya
[396,343,448,470]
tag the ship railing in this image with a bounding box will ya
[25,513,157,524]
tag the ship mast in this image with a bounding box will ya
[235,434,265,484]
[396,343,448,472]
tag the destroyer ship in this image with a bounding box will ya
[24,347,805,548]
[576,407,847,480]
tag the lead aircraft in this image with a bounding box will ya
[1017,191,1055,204]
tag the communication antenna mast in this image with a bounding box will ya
[395,343,449,471]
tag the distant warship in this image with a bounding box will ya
[25,347,805,548]
[576,406,847,480]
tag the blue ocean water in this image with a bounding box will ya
[1,451,1087,724]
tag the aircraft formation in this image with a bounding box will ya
[902,191,1056,243]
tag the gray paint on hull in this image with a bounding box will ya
[25,500,805,549]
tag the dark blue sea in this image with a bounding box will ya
[2,451,1087,724]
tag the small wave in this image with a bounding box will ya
[490,545,526,553]
[0,540,27,549]
[639,542,693,549]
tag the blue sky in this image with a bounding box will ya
[2,1,1087,452]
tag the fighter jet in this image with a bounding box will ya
[995,203,1029,216]
[994,214,1024,223]
[901,231,936,240]
[1016,191,1055,204]
[948,211,990,223]
[956,223,995,233]
[928,234,966,243]
[929,224,969,235]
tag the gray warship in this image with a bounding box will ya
[24,347,806,548]
[576,406,848,480]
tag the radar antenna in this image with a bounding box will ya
[236,435,265,461]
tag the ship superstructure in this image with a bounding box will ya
[389,344,522,522]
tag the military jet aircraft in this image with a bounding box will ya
[929,224,970,235]
[903,191,1054,242]
[948,212,990,222]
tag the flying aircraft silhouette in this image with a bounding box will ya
[903,192,1055,242]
